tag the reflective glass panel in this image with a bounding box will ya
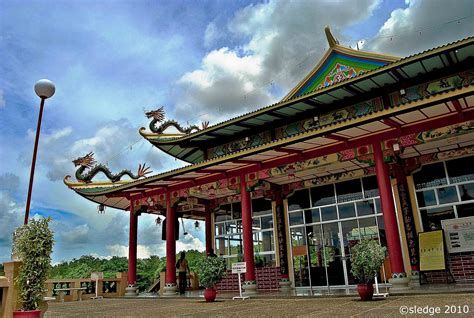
[363,176,379,198]
[416,190,436,207]
[357,200,376,216]
[321,206,337,222]
[457,203,474,218]
[460,183,474,202]
[421,206,455,230]
[437,186,458,204]
[310,185,335,207]
[289,211,304,226]
[261,215,273,229]
[446,156,474,183]
[339,203,356,219]
[288,189,310,211]
[336,179,363,203]
[413,162,447,189]
[304,209,320,224]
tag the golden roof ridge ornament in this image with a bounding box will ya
[325,25,339,48]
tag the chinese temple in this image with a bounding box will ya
[65,27,474,295]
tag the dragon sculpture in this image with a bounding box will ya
[145,106,207,134]
[72,152,152,183]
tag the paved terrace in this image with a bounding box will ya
[44,293,474,317]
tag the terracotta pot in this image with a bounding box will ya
[357,283,374,301]
[13,310,42,318]
[203,287,217,302]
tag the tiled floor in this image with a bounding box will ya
[44,292,474,317]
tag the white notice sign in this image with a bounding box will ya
[232,262,247,274]
[442,216,474,253]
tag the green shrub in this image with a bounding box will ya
[14,218,54,311]
[195,257,226,289]
[350,239,386,284]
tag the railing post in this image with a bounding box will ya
[3,261,22,316]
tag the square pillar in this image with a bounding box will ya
[373,142,410,290]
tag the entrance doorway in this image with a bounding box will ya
[288,177,388,292]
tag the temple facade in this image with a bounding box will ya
[65,28,474,295]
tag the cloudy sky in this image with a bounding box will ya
[1,0,473,264]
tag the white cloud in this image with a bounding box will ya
[173,0,382,124]
[369,0,474,56]
[60,224,90,244]
[106,244,155,259]
[204,22,219,47]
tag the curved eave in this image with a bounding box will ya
[137,37,473,159]
[66,83,474,207]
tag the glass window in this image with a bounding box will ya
[375,198,382,214]
[229,235,243,255]
[357,200,376,216]
[252,217,261,230]
[288,189,310,211]
[291,227,306,246]
[457,203,474,218]
[310,185,335,207]
[226,221,237,234]
[261,215,273,229]
[255,231,274,252]
[437,186,458,204]
[336,179,363,203]
[421,206,455,230]
[215,237,228,256]
[416,190,437,207]
[321,206,337,222]
[358,217,378,240]
[413,162,447,189]
[446,156,474,184]
[339,203,356,219]
[215,223,226,236]
[257,254,276,267]
[460,183,474,202]
[232,202,242,219]
[304,209,320,224]
[363,176,379,198]
[289,211,304,226]
[252,198,272,216]
[376,216,386,247]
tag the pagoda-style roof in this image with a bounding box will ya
[140,32,473,164]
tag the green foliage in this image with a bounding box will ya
[195,257,226,288]
[48,250,206,292]
[0,263,4,275]
[14,218,54,311]
[350,239,386,284]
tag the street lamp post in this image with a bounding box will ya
[24,79,56,224]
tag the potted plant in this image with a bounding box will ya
[350,239,386,301]
[13,217,54,317]
[195,256,226,302]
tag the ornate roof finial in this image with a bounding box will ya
[325,25,339,48]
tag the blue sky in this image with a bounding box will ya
[1,0,473,264]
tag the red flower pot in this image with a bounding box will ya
[357,283,374,301]
[203,287,217,302]
[13,310,42,318]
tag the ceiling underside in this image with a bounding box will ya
[74,92,474,212]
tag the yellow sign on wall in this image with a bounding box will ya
[419,230,445,271]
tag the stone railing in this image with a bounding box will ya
[45,272,128,301]
[158,271,199,295]
[1,261,21,318]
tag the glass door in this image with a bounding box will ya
[322,222,345,286]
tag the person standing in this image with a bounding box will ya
[177,251,189,294]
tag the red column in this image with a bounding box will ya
[205,206,212,254]
[128,204,138,285]
[373,142,406,275]
[165,194,177,285]
[240,176,256,282]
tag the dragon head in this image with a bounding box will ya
[145,106,165,121]
[73,152,96,168]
